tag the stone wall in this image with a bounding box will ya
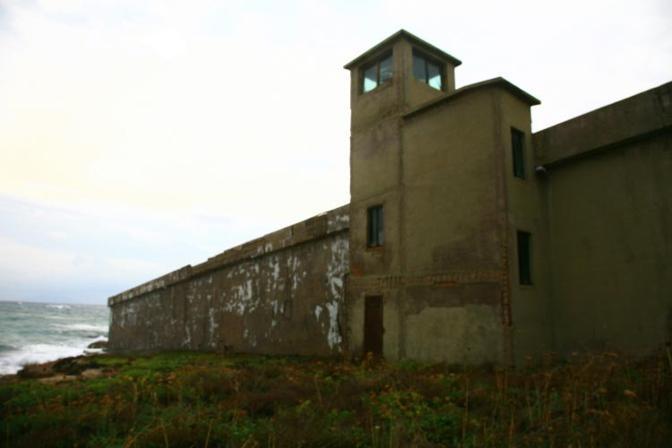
[108,205,350,356]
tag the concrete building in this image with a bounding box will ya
[108,30,672,364]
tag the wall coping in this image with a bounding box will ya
[108,204,349,307]
[533,81,672,167]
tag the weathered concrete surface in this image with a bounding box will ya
[533,81,672,356]
[540,131,672,355]
[108,206,349,355]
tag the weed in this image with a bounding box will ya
[0,351,670,447]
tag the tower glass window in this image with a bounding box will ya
[362,52,393,93]
[511,128,526,179]
[367,205,384,247]
[413,50,443,90]
[517,231,532,285]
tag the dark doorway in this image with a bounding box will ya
[363,296,384,357]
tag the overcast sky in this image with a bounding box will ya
[0,0,670,304]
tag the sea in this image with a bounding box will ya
[0,301,109,375]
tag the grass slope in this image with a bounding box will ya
[1,351,671,447]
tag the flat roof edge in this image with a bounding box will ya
[404,77,540,119]
[533,80,672,166]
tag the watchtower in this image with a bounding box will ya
[344,30,548,363]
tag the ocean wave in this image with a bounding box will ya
[0,344,17,353]
[0,343,89,375]
[0,301,110,375]
[58,323,108,332]
[46,304,71,310]
[51,323,109,339]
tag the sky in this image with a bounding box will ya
[0,0,670,304]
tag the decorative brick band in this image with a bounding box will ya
[348,270,506,290]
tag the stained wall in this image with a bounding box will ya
[534,82,672,354]
[108,206,349,355]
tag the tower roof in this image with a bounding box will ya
[344,29,462,70]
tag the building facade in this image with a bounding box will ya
[108,31,672,364]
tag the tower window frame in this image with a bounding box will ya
[412,49,444,91]
[367,205,384,247]
[511,127,526,179]
[517,230,532,285]
[361,52,393,94]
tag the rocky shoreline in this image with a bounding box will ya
[0,339,109,384]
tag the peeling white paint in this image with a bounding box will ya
[208,307,218,342]
[326,238,348,300]
[243,327,257,348]
[269,256,280,282]
[184,325,192,347]
[287,254,303,291]
[110,211,351,355]
[325,301,342,349]
[223,278,256,315]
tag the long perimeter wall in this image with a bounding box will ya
[108,205,349,355]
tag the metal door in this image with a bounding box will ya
[363,296,383,357]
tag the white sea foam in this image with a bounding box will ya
[0,301,109,375]
[0,341,100,375]
[46,304,71,310]
[57,323,108,333]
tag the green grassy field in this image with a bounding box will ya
[1,351,670,447]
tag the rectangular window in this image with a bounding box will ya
[517,231,532,285]
[412,50,443,91]
[367,205,384,247]
[511,128,526,179]
[361,52,393,93]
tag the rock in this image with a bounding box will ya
[80,368,104,380]
[87,340,108,349]
[37,374,77,385]
[18,361,57,379]
[53,356,100,375]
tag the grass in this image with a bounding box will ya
[1,350,670,447]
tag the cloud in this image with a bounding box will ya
[0,0,669,302]
[1,0,350,224]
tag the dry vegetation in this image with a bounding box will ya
[1,350,670,447]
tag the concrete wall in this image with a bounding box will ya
[398,88,506,364]
[108,206,349,355]
[535,82,672,355]
[499,91,554,362]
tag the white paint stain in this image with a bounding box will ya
[323,235,349,351]
[223,277,256,315]
[208,307,218,342]
[111,213,351,355]
[287,254,303,291]
[325,301,342,349]
[269,256,280,282]
[184,325,192,347]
